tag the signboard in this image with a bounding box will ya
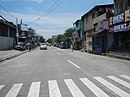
[113,13,124,25]
[109,22,130,32]
[109,17,112,26]
[125,9,130,22]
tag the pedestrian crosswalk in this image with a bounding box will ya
[0,75,130,97]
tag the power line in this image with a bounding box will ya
[0,3,16,19]
[31,0,63,23]
[31,0,51,20]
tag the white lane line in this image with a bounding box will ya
[5,83,23,97]
[57,52,60,55]
[27,82,41,97]
[0,85,4,90]
[107,76,130,89]
[80,78,109,97]
[48,80,62,97]
[64,79,85,97]
[120,75,130,80]
[94,77,130,97]
[67,60,80,69]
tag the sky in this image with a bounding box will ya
[0,0,113,39]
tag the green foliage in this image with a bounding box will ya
[46,38,52,43]
[54,27,75,44]
[39,36,45,43]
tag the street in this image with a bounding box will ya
[0,47,130,97]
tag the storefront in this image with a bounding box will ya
[109,9,130,52]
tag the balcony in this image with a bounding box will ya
[93,13,107,24]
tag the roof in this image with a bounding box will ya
[81,4,113,19]
[0,19,16,28]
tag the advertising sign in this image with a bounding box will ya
[113,13,124,25]
[109,22,130,32]
[109,17,112,26]
[125,9,130,22]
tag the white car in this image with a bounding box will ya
[40,43,47,50]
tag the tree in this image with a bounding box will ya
[46,38,52,43]
[56,34,65,43]
[64,27,75,47]
[39,36,45,43]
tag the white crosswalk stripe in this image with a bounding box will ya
[27,81,41,97]
[64,79,85,97]
[107,76,130,89]
[0,75,130,97]
[94,77,130,97]
[120,75,130,80]
[0,85,4,90]
[80,78,110,97]
[5,83,23,97]
[48,80,62,97]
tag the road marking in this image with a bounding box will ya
[80,78,109,97]
[64,79,85,97]
[57,52,60,55]
[67,60,80,69]
[48,80,62,97]
[107,76,130,89]
[5,83,23,97]
[0,85,4,90]
[27,82,41,97]
[94,77,130,97]
[120,75,130,80]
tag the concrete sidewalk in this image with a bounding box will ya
[0,50,28,62]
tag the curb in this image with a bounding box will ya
[102,53,130,61]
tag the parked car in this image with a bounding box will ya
[14,42,25,50]
[59,42,68,49]
[40,43,47,50]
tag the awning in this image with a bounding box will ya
[87,29,107,37]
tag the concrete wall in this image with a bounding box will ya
[0,36,14,50]
[83,13,93,52]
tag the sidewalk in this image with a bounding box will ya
[0,50,28,62]
[104,51,130,60]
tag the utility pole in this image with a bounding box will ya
[16,18,19,44]
[94,0,95,6]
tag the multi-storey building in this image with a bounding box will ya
[73,20,84,50]
[108,0,130,52]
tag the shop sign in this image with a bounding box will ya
[113,13,124,25]
[114,22,130,32]
[125,9,130,22]
[109,17,112,26]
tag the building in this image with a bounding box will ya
[82,8,94,53]
[90,4,113,54]
[108,0,130,53]
[73,20,84,50]
[0,16,16,50]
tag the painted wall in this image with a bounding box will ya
[0,36,14,50]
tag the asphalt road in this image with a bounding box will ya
[0,46,130,97]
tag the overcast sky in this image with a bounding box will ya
[0,0,113,39]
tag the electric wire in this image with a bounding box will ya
[31,0,63,23]
[0,3,16,19]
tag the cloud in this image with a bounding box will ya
[0,10,82,39]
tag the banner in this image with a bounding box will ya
[125,9,130,22]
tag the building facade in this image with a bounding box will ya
[108,0,130,52]
[0,16,16,50]
[91,4,113,54]
[73,20,84,50]
[82,10,94,52]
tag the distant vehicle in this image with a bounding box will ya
[14,42,25,50]
[60,42,68,49]
[40,43,47,50]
